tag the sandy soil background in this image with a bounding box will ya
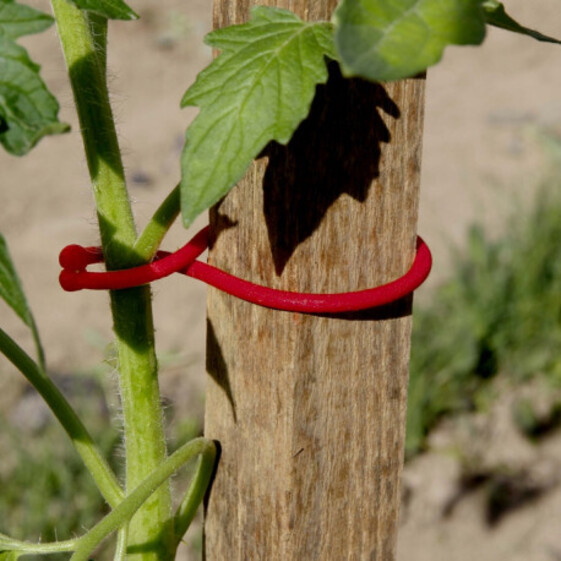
[2,1,561,559]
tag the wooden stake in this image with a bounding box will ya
[204,1,425,559]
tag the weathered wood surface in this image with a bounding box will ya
[204,1,426,559]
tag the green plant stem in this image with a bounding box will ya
[172,443,216,547]
[0,434,214,559]
[0,533,77,555]
[28,312,46,372]
[134,185,181,262]
[70,438,216,561]
[0,327,123,508]
[114,527,129,561]
[50,3,136,259]
[50,2,173,559]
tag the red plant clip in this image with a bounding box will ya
[59,226,432,313]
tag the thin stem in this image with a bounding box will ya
[0,328,123,507]
[51,2,173,559]
[172,445,216,547]
[70,438,216,561]
[0,533,77,554]
[114,527,129,561]
[134,185,181,262]
[0,435,214,560]
[28,312,46,371]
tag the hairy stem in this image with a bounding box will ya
[50,2,173,559]
[0,533,77,555]
[70,438,216,561]
[172,442,216,547]
[134,185,181,262]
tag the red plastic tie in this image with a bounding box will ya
[59,226,432,313]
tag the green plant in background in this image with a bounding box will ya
[1,0,560,559]
[407,169,561,456]
[0,379,120,561]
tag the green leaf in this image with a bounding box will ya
[333,0,486,82]
[68,0,139,21]
[0,1,69,155]
[0,0,53,39]
[0,36,69,155]
[180,6,336,227]
[0,233,44,366]
[482,0,561,45]
[0,233,32,326]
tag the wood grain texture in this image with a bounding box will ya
[204,1,426,559]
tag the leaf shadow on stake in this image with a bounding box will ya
[261,62,400,276]
[206,319,237,422]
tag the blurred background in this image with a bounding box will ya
[1,1,561,559]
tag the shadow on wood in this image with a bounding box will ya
[262,63,400,275]
[206,318,237,422]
